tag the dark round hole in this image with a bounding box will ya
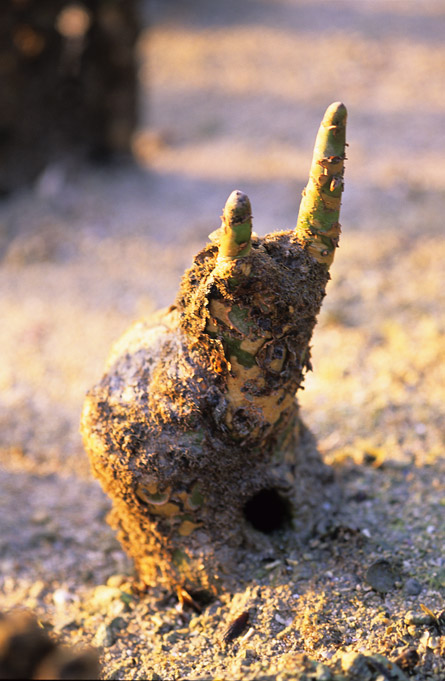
[189,588,215,608]
[243,488,291,534]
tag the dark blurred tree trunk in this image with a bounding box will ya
[0,0,140,195]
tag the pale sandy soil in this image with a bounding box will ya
[0,1,444,679]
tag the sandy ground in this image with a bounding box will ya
[0,1,444,679]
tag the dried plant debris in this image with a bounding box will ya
[221,611,250,646]
[81,103,347,592]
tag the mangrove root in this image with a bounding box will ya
[81,102,347,593]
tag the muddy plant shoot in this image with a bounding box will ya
[81,102,347,593]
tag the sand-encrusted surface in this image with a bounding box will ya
[1,1,444,679]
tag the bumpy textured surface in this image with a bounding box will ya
[81,228,339,593]
[81,103,347,593]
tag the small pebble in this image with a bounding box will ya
[404,610,433,626]
[53,588,72,608]
[165,631,181,644]
[91,585,123,610]
[110,616,127,631]
[365,559,397,593]
[427,635,439,650]
[107,574,127,588]
[265,560,281,571]
[315,662,333,681]
[339,651,373,681]
[31,511,50,525]
[189,616,201,630]
[241,656,254,667]
[94,621,116,648]
[28,580,46,599]
[404,578,422,596]
[243,647,256,660]
[274,613,290,626]
[418,630,431,652]
[109,599,127,617]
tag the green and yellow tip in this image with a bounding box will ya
[295,101,347,267]
[210,190,253,261]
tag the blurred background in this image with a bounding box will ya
[0,0,444,610]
